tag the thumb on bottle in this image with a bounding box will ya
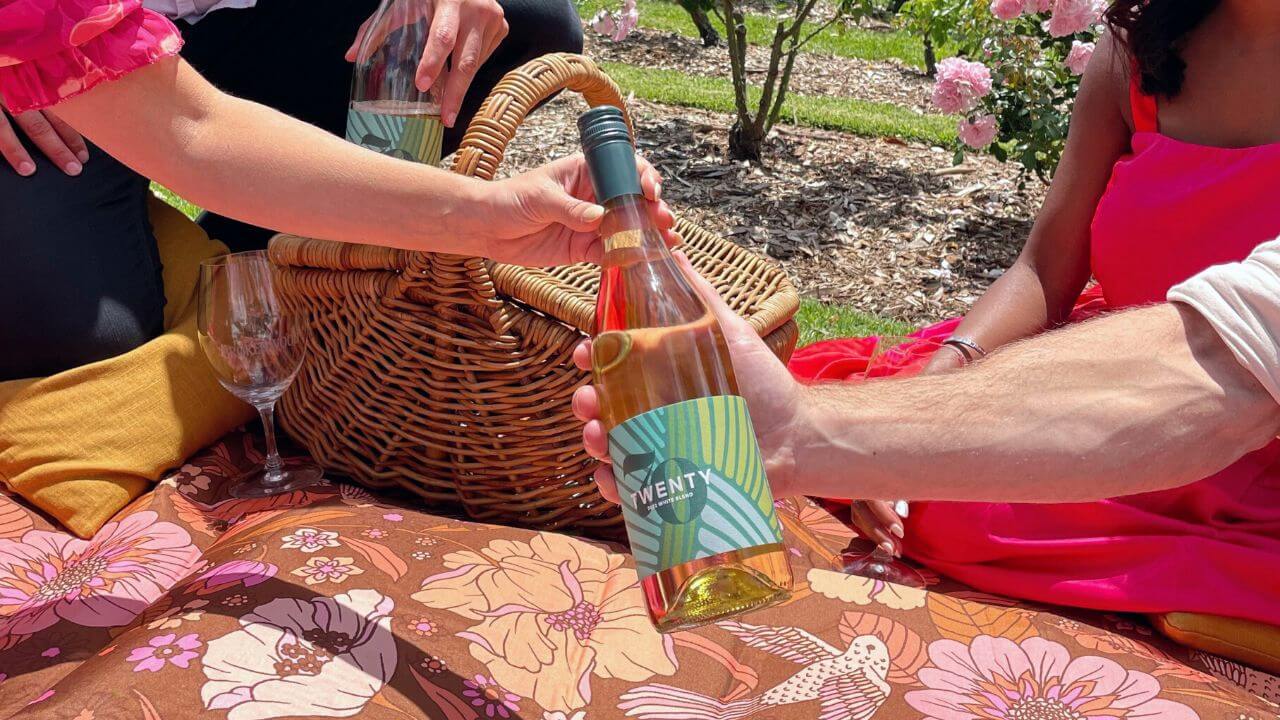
[553,193,606,232]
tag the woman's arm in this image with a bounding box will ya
[54,56,668,265]
[927,34,1134,370]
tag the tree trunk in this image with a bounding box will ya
[685,3,720,46]
[923,37,938,76]
[728,119,765,162]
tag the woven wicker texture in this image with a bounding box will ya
[268,53,800,538]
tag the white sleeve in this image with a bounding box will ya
[1168,238,1280,405]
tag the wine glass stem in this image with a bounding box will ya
[256,402,285,484]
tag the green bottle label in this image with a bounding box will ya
[345,108,444,165]
[608,395,784,579]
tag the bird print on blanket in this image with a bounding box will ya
[618,622,892,720]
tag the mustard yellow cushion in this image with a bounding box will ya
[0,196,254,538]
[1153,612,1280,675]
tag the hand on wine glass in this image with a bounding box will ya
[849,499,907,556]
[470,153,678,267]
[1,107,88,176]
[572,250,807,501]
[345,0,508,128]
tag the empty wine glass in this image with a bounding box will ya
[839,334,943,589]
[198,251,323,498]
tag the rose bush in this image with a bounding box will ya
[914,0,1105,178]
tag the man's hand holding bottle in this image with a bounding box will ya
[572,250,808,500]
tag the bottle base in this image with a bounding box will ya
[651,561,791,634]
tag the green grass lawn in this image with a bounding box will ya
[603,62,955,145]
[579,0,934,68]
[796,298,909,346]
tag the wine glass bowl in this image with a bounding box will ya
[198,251,323,499]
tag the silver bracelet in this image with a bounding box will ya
[943,337,987,361]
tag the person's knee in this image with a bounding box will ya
[0,291,162,380]
[504,0,584,55]
[0,147,165,380]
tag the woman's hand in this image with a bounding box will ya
[346,0,509,128]
[467,153,677,267]
[0,107,88,176]
[849,500,906,556]
[571,251,807,503]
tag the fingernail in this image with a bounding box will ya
[444,111,457,128]
[894,500,910,517]
[16,161,35,176]
[583,205,605,221]
[879,540,897,555]
[890,523,905,539]
[65,161,82,176]
[77,149,89,163]
[654,181,663,199]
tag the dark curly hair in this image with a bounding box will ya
[1105,0,1221,97]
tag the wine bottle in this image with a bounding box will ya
[578,106,793,633]
[347,0,444,165]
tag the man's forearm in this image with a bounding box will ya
[56,57,486,253]
[793,304,1280,503]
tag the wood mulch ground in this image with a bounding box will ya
[486,33,1045,325]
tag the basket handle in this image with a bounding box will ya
[394,54,632,303]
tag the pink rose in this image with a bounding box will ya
[589,10,615,37]
[991,0,1027,20]
[1046,0,1103,36]
[1065,40,1095,75]
[931,58,993,114]
[591,0,638,42]
[613,0,639,41]
[1030,0,1054,12]
[958,114,999,149]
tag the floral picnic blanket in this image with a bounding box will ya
[1,428,1277,720]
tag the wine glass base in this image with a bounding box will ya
[840,549,929,589]
[229,461,325,499]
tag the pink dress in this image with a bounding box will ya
[790,80,1280,625]
[0,0,183,113]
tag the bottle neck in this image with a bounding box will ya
[600,194,670,260]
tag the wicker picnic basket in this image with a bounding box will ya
[268,53,799,539]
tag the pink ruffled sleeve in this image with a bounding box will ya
[0,0,183,113]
